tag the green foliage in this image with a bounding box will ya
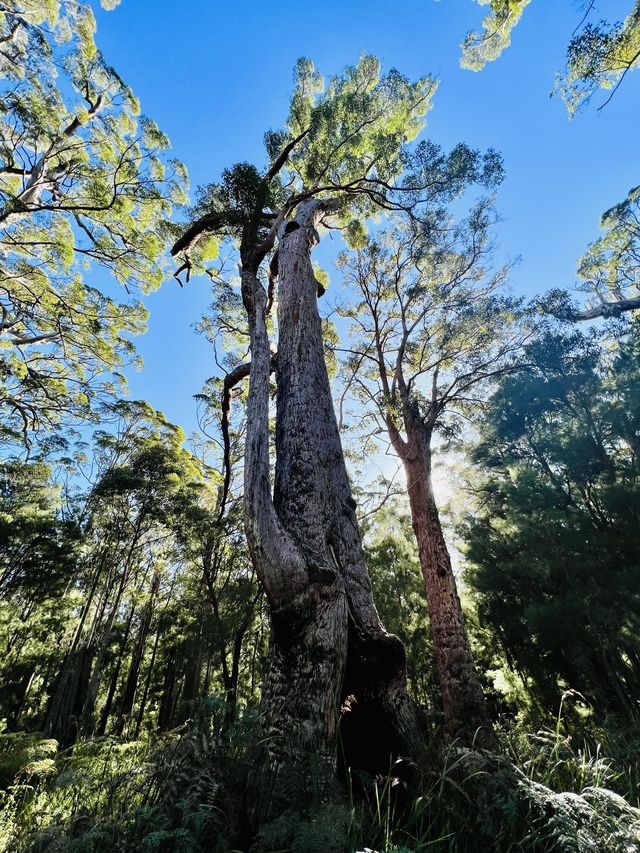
[461,1,532,71]
[457,1,640,319]
[364,509,436,708]
[180,53,481,283]
[460,0,640,115]
[560,2,640,114]
[338,211,521,452]
[0,731,59,788]
[499,698,640,806]
[0,702,259,853]
[1,699,640,852]
[0,1,188,448]
[0,459,80,597]
[460,1,640,117]
[575,184,640,314]
[284,55,435,212]
[462,323,640,722]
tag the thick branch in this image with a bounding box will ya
[265,128,310,181]
[170,210,244,259]
[0,94,103,228]
[571,294,640,321]
[241,270,306,605]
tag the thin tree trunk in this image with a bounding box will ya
[177,612,203,724]
[158,644,178,731]
[399,419,495,748]
[11,669,35,729]
[222,625,247,730]
[43,546,115,742]
[134,622,161,738]
[115,572,160,736]
[97,600,137,737]
[81,514,145,731]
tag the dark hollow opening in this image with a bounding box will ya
[338,695,397,786]
[337,621,405,792]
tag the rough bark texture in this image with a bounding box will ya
[397,415,495,748]
[242,200,420,808]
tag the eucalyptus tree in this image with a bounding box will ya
[0,459,81,727]
[561,185,640,320]
[0,0,187,450]
[174,485,262,729]
[461,0,640,102]
[45,403,204,744]
[337,207,525,745]
[172,56,505,786]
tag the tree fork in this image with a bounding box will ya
[244,200,420,811]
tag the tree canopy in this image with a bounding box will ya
[463,324,640,720]
[0,0,187,449]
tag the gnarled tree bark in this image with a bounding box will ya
[240,200,420,812]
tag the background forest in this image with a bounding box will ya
[1,1,640,851]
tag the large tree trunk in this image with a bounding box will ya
[400,418,495,748]
[242,200,420,811]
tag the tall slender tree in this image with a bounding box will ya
[337,209,522,744]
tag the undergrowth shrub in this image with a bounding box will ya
[1,697,639,852]
[498,691,640,807]
[0,698,253,853]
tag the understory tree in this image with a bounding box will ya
[171,55,506,796]
[0,0,187,450]
[0,399,264,745]
[337,210,523,745]
[462,323,640,722]
[0,459,81,730]
[43,404,205,745]
[363,507,435,709]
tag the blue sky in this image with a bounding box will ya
[91,0,640,437]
